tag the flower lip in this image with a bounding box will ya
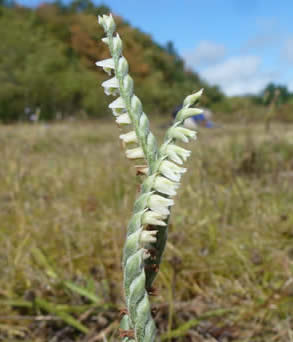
[148,194,174,216]
[109,97,125,109]
[125,147,145,159]
[153,176,179,196]
[140,230,158,244]
[116,113,131,125]
[159,160,186,182]
[168,126,197,143]
[163,144,191,165]
[142,210,166,226]
[120,131,138,144]
[96,58,115,70]
[102,77,119,89]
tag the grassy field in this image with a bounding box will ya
[1,120,293,341]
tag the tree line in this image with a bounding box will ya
[1,0,292,122]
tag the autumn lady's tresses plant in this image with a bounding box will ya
[97,14,203,342]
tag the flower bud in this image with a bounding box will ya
[98,14,115,34]
[183,88,204,107]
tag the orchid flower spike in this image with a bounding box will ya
[97,13,203,342]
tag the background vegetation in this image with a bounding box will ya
[0,0,224,122]
[1,0,293,124]
[1,120,293,341]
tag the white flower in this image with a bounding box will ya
[142,210,166,226]
[162,144,191,165]
[98,14,115,33]
[148,194,174,216]
[116,113,131,125]
[109,97,125,110]
[177,107,203,121]
[120,131,138,144]
[140,230,158,244]
[159,159,186,182]
[168,126,197,143]
[183,88,204,107]
[153,176,179,196]
[95,58,115,75]
[125,147,144,159]
[102,77,120,96]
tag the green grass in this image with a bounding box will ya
[1,120,293,341]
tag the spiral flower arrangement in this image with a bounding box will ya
[97,14,203,342]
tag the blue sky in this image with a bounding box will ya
[18,0,293,96]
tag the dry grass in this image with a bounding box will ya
[1,120,293,341]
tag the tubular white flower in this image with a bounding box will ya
[142,210,166,226]
[120,131,138,144]
[126,147,145,159]
[183,88,204,107]
[163,144,191,165]
[159,160,186,182]
[102,77,119,89]
[116,113,131,125]
[168,126,197,143]
[96,58,115,75]
[98,14,115,33]
[140,230,158,244]
[177,107,203,121]
[109,96,125,109]
[102,77,120,96]
[153,176,179,196]
[148,194,174,216]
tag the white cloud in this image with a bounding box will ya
[282,38,293,63]
[200,56,275,96]
[184,40,226,68]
